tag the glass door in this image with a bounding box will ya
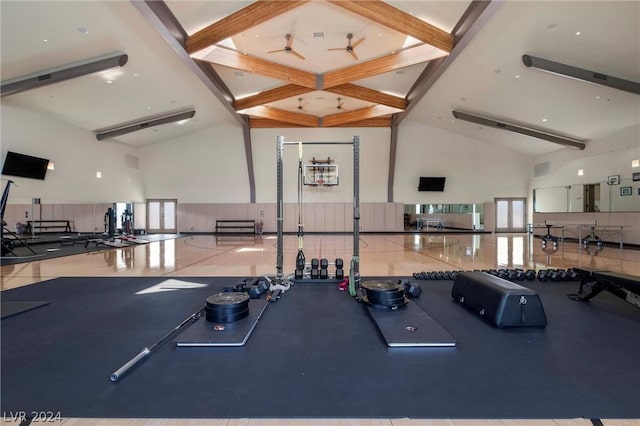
[146,199,177,234]
[495,198,526,233]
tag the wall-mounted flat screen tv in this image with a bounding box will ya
[418,177,446,191]
[1,151,49,180]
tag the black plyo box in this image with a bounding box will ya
[452,272,547,328]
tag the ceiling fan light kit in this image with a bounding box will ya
[268,33,305,60]
[328,33,365,60]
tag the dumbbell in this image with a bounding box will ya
[566,268,580,281]
[537,269,549,281]
[399,279,422,298]
[334,258,344,280]
[524,269,536,280]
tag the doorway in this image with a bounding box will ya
[583,183,601,212]
[494,198,526,233]
[146,199,177,234]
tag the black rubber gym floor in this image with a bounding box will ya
[1,276,638,419]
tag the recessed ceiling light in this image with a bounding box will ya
[547,23,559,31]
[146,106,152,110]
[542,118,548,122]
[42,38,48,43]
[578,169,584,176]
[106,80,113,84]
[515,75,520,78]
[575,31,582,36]
[77,27,88,34]
[133,72,140,78]
[595,95,601,99]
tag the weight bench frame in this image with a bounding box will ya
[569,268,640,309]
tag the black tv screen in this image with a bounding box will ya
[418,177,446,191]
[1,151,49,180]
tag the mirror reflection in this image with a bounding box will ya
[534,177,640,213]
[404,204,485,231]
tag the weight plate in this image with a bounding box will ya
[367,291,405,305]
[205,306,250,323]
[361,280,399,293]
[206,292,250,308]
[360,293,408,310]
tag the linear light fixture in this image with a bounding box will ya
[451,110,586,150]
[522,55,640,95]
[1,53,128,97]
[95,109,196,141]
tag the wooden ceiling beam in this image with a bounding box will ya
[201,47,317,88]
[324,83,407,110]
[242,106,318,127]
[331,116,392,127]
[186,1,308,54]
[322,105,399,127]
[327,0,453,53]
[249,118,317,128]
[323,44,447,88]
[235,84,313,111]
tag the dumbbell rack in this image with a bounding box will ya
[292,257,345,284]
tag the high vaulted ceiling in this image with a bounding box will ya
[1,1,638,156]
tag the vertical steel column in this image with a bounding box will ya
[276,136,284,282]
[353,135,360,266]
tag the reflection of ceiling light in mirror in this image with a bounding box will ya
[47,162,54,170]
[632,159,640,168]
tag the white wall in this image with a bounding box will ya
[138,123,247,203]
[251,127,390,203]
[1,103,144,204]
[394,119,531,204]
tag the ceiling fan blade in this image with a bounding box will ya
[268,49,286,54]
[286,35,294,49]
[350,50,359,61]
[291,50,306,60]
[352,37,366,48]
[327,48,345,51]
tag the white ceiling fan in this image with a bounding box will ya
[268,34,305,60]
[327,33,365,60]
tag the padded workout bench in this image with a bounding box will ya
[569,268,640,309]
[26,220,71,233]
[452,271,547,328]
[215,220,255,235]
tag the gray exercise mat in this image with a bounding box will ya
[367,300,456,347]
[175,299,269,347]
